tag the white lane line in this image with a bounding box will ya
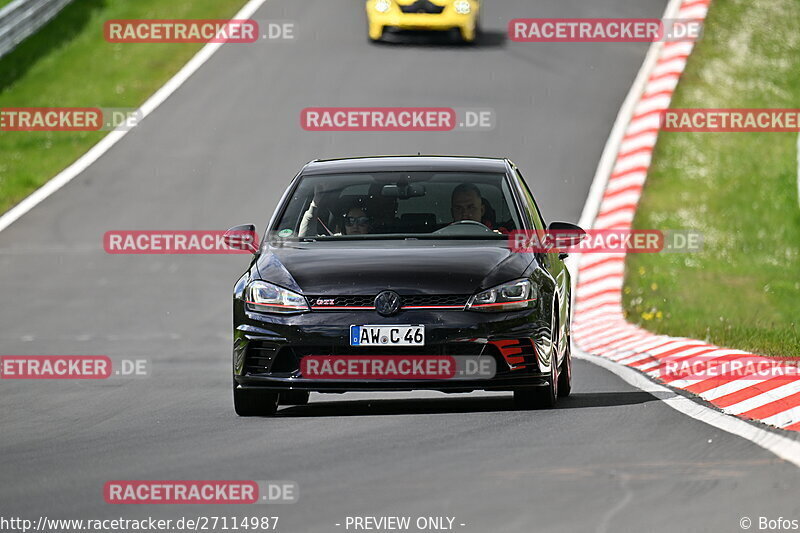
[0,0,272,234]
[575,349,800,468]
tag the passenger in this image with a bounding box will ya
[340,206,372,235]
[299,184,336,236]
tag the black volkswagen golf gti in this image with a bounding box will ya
[227,156,584,416]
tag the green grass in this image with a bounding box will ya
[0,0,16,10]
[0,0,249,213]
[623,0,800,357]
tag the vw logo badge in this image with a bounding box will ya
[374,290,401,317]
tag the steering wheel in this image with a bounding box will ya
[433,219,493,235]
[451,219,490,229]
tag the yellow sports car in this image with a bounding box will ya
[366,0,481,43]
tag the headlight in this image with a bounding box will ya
[466,279,536,312]
[453,0,471,14]
[245,281,309,314]
[374,0,392,13]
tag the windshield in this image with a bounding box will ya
[270,171,522,241]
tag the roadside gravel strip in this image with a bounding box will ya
[573,0,800,433]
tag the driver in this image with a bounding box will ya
[451,183,485,223]
[450,183,510,233]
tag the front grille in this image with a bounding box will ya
[309,295,373,308]
[244,341,280,374]
[244,340,301,374]
[399,0,445,14]
[308,294,469,310]
[403,295,466,307]
[490,338,539,372]
[245,343,510,377]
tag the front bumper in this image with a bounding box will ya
[366,3,479,41]
[233,304,552,393]
[236,376,548,393]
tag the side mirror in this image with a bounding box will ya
[546,221,586,248]
[224,224,259,254]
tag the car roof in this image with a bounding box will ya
[301,155,510,176]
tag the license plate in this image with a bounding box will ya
[350,325,425,346]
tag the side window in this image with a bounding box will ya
[515,169,546,231]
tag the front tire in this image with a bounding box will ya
[513,379,556,409]
[558,334,572,398]
[513,357,558,409]
[514,308,560,409]
[513,388,537,409]
[458,17,480,43]
[368,23,384,42]
[234,386,279,417]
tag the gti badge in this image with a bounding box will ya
[374,290,401,317]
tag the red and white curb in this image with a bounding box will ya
[572,0,800,433]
